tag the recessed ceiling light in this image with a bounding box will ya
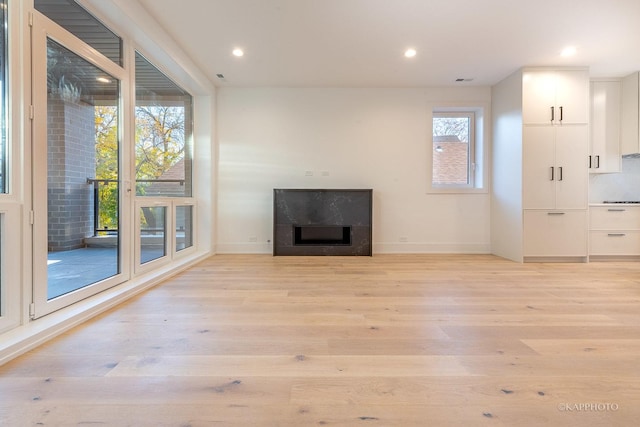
[404,48,417,58]
[96,77,111,83]
[232,48,244,57]
[561,46,577,57]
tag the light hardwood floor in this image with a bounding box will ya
[1,254,640,426]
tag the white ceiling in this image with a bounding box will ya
[136,0,640,88]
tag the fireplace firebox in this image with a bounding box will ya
[273,189,372,256]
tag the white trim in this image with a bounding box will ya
[427,103,491,195]
[374,242,491,254]
[215,242,492,255]
[0,203,21,333]
[215,243,273,254]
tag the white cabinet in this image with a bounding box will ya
[524,210,587,257]
[523,125,588,210]
[589,206,640,257]
[621,72,640,155]
[491,66,589,262]
[589,80,621,173]
[523,69,589,125]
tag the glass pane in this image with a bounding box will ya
[135,52,192,197]
[0,0,7,193]
[46,39,120,300]
[432,116,470,185]
[34,0,122,66]
[140,206,166,264]
[175,205,193,252]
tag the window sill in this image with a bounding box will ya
[427,187,488,195]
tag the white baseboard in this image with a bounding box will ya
[374,242,491,254]
[215,242,491,255]
[215,242,273,254]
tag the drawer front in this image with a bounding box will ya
[590,231,640,255]
[590,206,640,230]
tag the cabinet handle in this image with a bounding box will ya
[588,155,592,168]
[547,212,565,215]
[607,208,626,212]
[550,166,554,181]
[558,166,563,181]
[550,106,555,122]
[559,106,563,122]
[595,155,600,169]
[607,233,626,237]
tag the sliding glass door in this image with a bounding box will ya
[31,12,128,318]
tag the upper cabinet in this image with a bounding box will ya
[621,72,640,155]
[523,69,590,125]
[590,80,621,173]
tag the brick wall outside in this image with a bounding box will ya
[47,97,95,251]
[432,141,469,185]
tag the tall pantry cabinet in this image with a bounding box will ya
[491,67,589,262]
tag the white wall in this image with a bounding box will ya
[491,71,524,262]
[216,87,491,254]
[590,157,640,202]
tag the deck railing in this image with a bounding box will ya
[86,178,185,236]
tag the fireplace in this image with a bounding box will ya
[273,189,372,256]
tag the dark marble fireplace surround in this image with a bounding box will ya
[273,189,372,256]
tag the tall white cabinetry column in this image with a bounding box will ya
[491,67,589,262]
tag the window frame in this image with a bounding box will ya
[427,104,489,194]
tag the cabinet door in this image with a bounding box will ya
[621,72,639,155]
[523,71,557,124]
[554,126,588,209]
[523,126,555,209]
[590,81,621,173]
[524,210,587,257]
[555,70,589,124]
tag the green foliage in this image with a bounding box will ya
[93,104,187,230]
[95,105,118,231]
[135,105,185,180]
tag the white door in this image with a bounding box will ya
[31,13,129,318]
[523,126,556,209]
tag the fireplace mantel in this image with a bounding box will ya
[273,189,372,256]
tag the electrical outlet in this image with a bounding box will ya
[399,236,408,242]
[249,236,258,242]
[305,170,313,176]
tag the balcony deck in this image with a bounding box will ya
[47,245,164,299]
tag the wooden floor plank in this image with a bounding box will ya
[1,254,639,426]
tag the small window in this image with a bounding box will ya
[429,107,486,193]
[140,206,167,264]
[432,112,475,187]
[175,205,193,252]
